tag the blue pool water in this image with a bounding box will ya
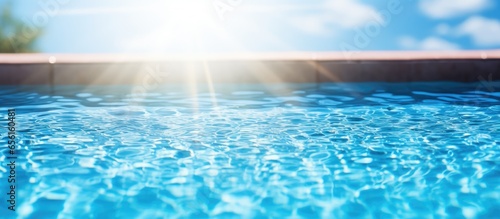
[1,82,499,218]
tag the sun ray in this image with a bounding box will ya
[201,59,219,109]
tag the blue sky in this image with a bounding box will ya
[3,0,500,53]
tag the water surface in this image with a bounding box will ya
[0,82,499,218]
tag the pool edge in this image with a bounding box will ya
[1,51,499,85]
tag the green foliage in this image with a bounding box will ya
[0,2,42,53]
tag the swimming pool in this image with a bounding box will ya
[1,82,499,218]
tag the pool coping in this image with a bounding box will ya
[1,51,499,85]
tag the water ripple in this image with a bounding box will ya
[1,82,499,218]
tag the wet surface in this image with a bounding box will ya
[0,82,499,218]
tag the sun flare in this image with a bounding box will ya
[146,0,222,48]
[117,0,253,54]
[163,1,216,37]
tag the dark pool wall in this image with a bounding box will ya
[1,59,500,85]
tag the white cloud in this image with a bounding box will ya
[290,0,382,35]
[398,36,460,50]
[291,15,333,35]
[435,23,452,35]
[419,0,491,19]
[456,16,500,46]
[324,0,382,28]
[57,7,147,16]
